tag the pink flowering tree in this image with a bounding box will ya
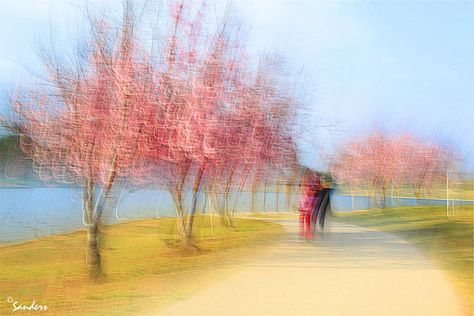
[332,130,452,208]
[393,135,451,197]
[5,6,155,277]
[145,2,298,242]
[143,2,242,246]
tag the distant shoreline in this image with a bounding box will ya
[334,193,474,203]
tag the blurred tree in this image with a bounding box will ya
[5,3,155,277]
[332,130,453,207]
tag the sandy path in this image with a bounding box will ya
[156,217,464,316]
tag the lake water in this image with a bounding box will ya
[0,187,472,243]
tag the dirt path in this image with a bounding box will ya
[156,217,464,316]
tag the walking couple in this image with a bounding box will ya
[298,168,329,239]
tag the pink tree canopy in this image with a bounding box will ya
[332,130,452,200]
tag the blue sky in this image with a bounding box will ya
[0,0,473,171]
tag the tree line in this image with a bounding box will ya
[1,1,300,277]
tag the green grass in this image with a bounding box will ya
[335,204,473,315]
[0,215,284,315]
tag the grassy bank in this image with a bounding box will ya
[335,205,473,315]
[0,216,284,315]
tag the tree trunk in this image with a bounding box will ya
[208,191,214,235]
[87,157,116,277]
[186,162,206,239]
[365,184,371,209]
[229,175,248,227]
[83,178,102,278]
[83,178,94,225]
[221,169,236,228]
[170,160,192,247]
[87,219,101,278]
[83,188,101,279]
[222,193,236,229]
[177,214,190,247]
[285,183,291,212]
[251,172,261,213]
[87,185,112,278]
[172,189,192,247]
[349,183,355,211]
[380,185,386,209]
[263,179,267,212]
[251,185,257,213]
[275,178,280,212]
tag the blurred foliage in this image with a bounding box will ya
[0,135,51,186]
[0,134,23,162]
[318,171,333,186]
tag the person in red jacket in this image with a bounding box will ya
[298,169,321,239]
